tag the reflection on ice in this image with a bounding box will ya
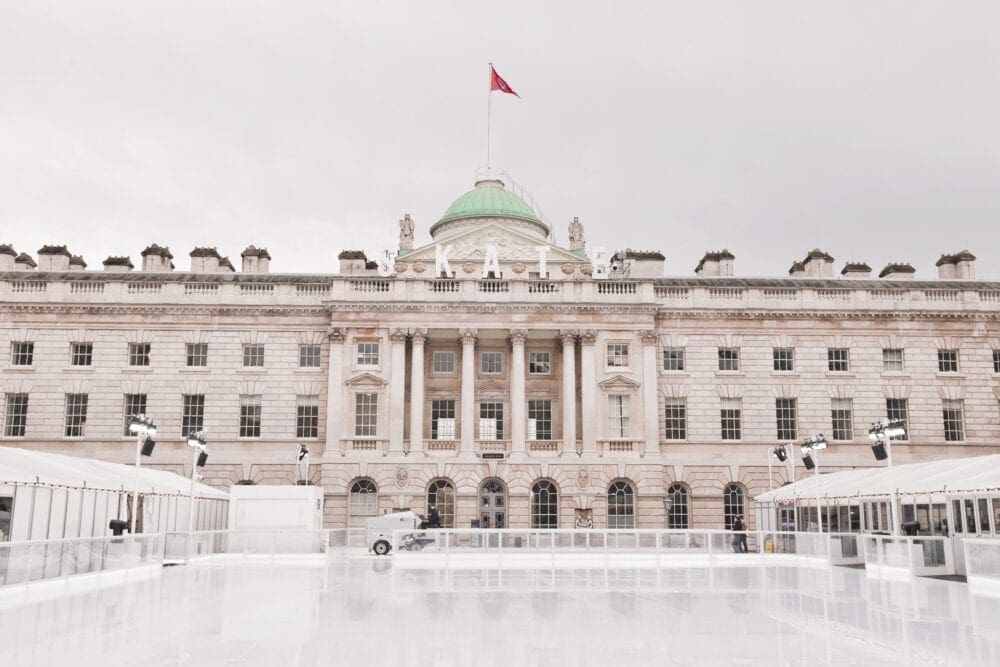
[1,555,998,665]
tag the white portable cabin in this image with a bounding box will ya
[0,446,229,542]
[227,484,324,531]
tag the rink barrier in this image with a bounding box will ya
[862,534,954,579]
[163,530,331,563]
[964,538,1000,597]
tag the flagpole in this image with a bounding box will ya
[487,62,493,175]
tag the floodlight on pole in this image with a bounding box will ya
[184,430,208,534]
[127,414,158,535]
[868,419,906,464]
[799,433,827,532]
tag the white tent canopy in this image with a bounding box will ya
[755,454,1000,504]
[0,446,227,500]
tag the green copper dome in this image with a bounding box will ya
[437,180,541,225]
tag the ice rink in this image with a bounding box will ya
[2,554,999,665]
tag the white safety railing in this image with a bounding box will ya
[163,530,330,563]
[964,538,1000,597]
[328,527,368,549]
[0,534,165,588]
[862,534,953,578]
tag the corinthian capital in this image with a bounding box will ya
[459,328,478,345]
[558,330,578,346]
[409,327,428,344]
[640,330,660,345]
[327,327,347,343]
[508,329,528,345]
[578,329,598,345]
[389,328,409,343]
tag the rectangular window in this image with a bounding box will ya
[299,345,322,368]
[356,342,380,368]
[432,350,455,374]
[885,399,908,441]
[431,399,456,440]
[128,342,151,367]
[70,342,93,366]
[827,348,850,372]
[607,343,630,368]
[527,399,553,440]
[354,393,378,438]
[242,344,265,367]
[480,350,503,374]
[185,343,208,367]
[11,342,34,366]
[296,395,320,438]
[528,351,551,375]
[721,398,742,441]
[662,347,685,371]
[882,348,904,372]
[776,398,797,441]
[239,394,262,438]
[479,401,504,440]
[664,398,686,440]
[3,394,28,437]
[718,347,740,371]
[607,395,631,439]
[64,394,88,437]
[182,395,205,437]
[994,350,1000,374]
[942,399,964,442]
[122,394,148,436]
[831,398,853,441]
[937,349,959,373]
[772,348,794,372]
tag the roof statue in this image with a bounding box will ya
[568,216,584,251]
[399,214,414,251]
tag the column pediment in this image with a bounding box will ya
[597,374,640,390]
[344,372,388,387]
[401,222,585,264]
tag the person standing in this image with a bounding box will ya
[428,504,441,529]
[732,515,748,553]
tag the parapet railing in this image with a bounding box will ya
[0,534,165,589]
[861,534,953,577]
[163,529,330,562]
[964,537,1000,597]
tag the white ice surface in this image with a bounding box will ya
[2,553,999,666]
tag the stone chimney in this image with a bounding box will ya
[68,255,87,271]
[787,261,805,277]
[15,252,36,270]
[37,245,72,271]
[338,250,371,275]
[936,250,976,280]
[0,244,16,271]
[611,250,665,278]
[841,262,872,278]
[190,247,223,273]
[802,249,834,278]
[695,250,735,277]
[141,244,174,272]
[219,256,235,273]
[103,256,134,271]
[879,263,916,280]
[241,246,271,273]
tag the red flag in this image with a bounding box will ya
[490,65,520,98]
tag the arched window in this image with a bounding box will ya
[427,479,456,528]
[723,483,746,530]
[607,480,635,529]
[531,480,559,528]
[479,479,507,529]
[348,479,378,528]
[666,483,689,529]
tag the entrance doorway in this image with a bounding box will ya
[479,479,506,529]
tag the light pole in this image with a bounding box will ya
[127,414,157,535]
[185,431,208,533]
[800,434,828,532]
[869,419,907,533]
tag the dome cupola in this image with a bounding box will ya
[429,179,549,241]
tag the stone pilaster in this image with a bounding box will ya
[509,329,528,453]
[460,328,477,452]
[559,330,578,455]
[579,330,597,453]
[408,328,427,454]
[388,329,408,452]
[325,328,346,456]
[641,330,660,457]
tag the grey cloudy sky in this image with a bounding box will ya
[1,1,998,277]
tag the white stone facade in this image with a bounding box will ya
[2,184,999,533]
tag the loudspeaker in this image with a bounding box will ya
[141,437,156,457]
[801,453,815,470]
[196,451,208,467]
[871,442,888,461]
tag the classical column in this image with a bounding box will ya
[388,329,408,452]
[641,330,660,457]
[559,330,578,454]
[510,329,528,453]
[325,328,346,455]
[460,328,477,452]
[579,330,597,453]
[408,329,427,454]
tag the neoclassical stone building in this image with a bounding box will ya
[2,178,999,532]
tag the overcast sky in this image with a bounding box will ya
[1,1,998,278]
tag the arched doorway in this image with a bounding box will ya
[427,479,456,528]
[479,479,507,528]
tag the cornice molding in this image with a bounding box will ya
[0,304,328,317]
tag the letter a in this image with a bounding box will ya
[482,245,501,278]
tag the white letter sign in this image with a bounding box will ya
[588,246,610,279]
[534,245,550,279]
[482,245,501,278]
[435,244,454,278]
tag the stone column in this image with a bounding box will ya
[325,328,346,455]
[559,330,578,454]
[388,329,408,452]
[641,330,660,457]
[460,328,477,452]
[579,330,598,453]
[408,329,427,454]
[509,329,528,453]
